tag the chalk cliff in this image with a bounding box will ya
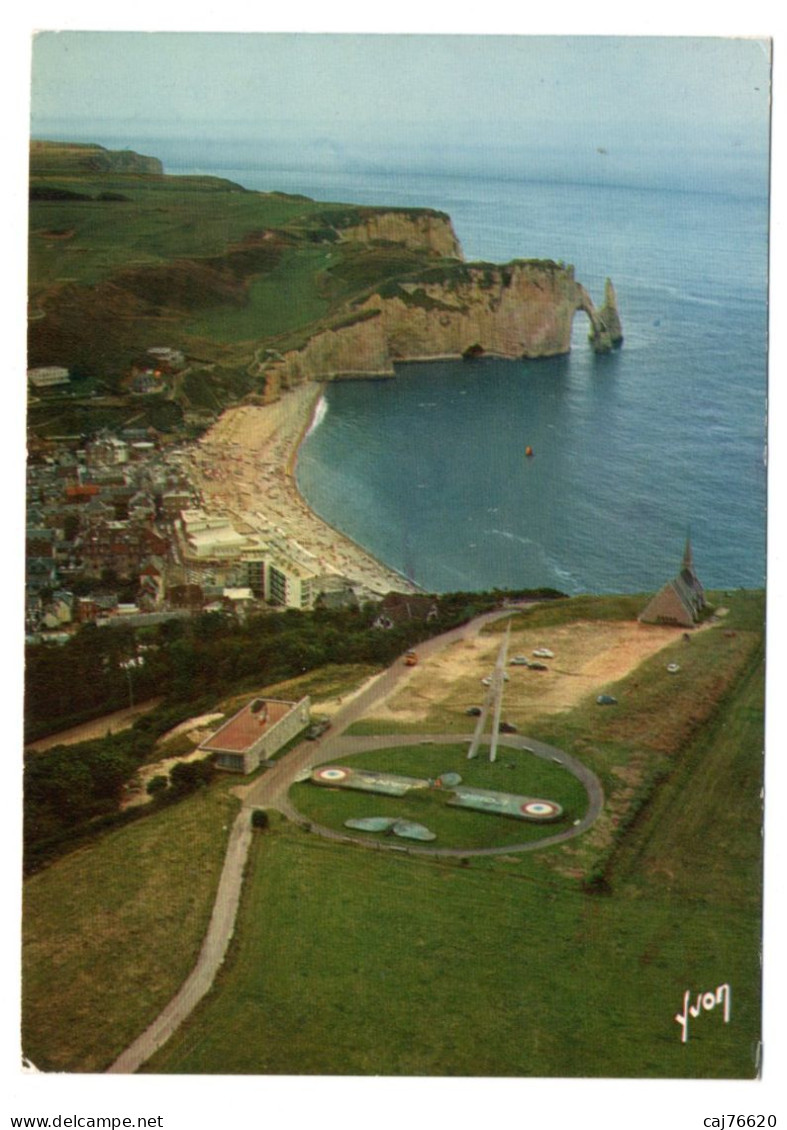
[334,209,463,259]
[261,260,622,387]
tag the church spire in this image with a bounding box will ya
[682,533,694,572]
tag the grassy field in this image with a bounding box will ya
[290,743,588,849]
[145,810,760,1077]
[608,654,764,906]
[187,247,334,343]
[29,179,332,293]
[259,662,381,706]
[142,594,763,1077]
[28,159,459,409]
[22,784,238,1072]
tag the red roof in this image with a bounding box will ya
[65,484,100,499]
[202,699,293,753]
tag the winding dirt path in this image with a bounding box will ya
[107,807,251,1074]
[25,698,164,753]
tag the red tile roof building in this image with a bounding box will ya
[199,695,311,773]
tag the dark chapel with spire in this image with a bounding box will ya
[638,536,707,628]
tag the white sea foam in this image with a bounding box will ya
[305,394,328,438]
[488,528,536,548]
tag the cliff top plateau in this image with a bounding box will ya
[28,142,621,438]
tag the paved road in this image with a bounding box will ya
[107,607,602,1071]
[238,609,515,814]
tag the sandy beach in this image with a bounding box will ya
[182,382,416,597]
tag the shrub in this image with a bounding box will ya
[169,757,215,796]
[147,775,168,797]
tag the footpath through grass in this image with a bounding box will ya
[187,247,334,343]
[22,784,238,1072]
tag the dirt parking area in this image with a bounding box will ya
[374,620,688,726]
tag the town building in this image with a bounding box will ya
[146,346,185,370]
[27,366,70,389]
[264,537,321,609]
[161,489,194,518]
[86,433,130,467]
[180,510,254,561]
[167,582,205,611]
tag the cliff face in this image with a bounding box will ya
[262,317,394,386]
[337,211,463,259]
[369,262,588,360]
[27,140,622,398]
[264,261,621,387]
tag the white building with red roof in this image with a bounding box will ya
[199,694,311,773]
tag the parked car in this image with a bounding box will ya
[499,721,518,733]
[306,718,331,740]
[510,656,530,666]
[529,662,548,671]
[466,706,482,716]
[533,647,555,659]
[596,694,618,706]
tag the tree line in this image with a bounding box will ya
[23,588,563,870]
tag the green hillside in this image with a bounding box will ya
[27,141,459,430]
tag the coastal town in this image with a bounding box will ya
[26,353,415,645]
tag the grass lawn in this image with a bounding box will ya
[260,663,381,705]
[29,182,332,293]
[145,599,763,1077]
[289,743,588,849]
[608,655,764,906]
[487,592,649,629]
[145,824,760,1077]
[201,663,381,727]
[186,247,334,343]
[22,784,238,1072]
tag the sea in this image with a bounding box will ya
[74,133,771,596]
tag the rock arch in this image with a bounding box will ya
[576,278,624,353]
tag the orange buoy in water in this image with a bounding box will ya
[525,445,534,457]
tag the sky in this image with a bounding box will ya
[30,33,771,151]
